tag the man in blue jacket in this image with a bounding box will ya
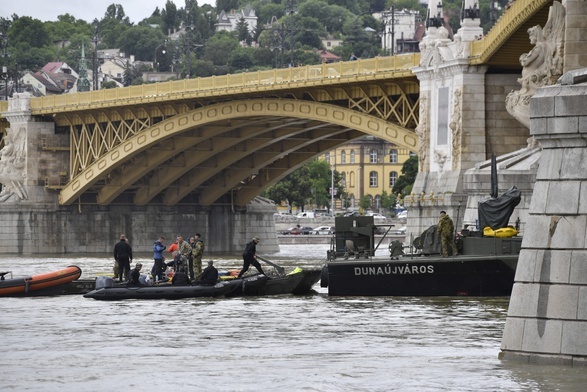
[152,236,166,282]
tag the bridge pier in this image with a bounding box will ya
[499,71,587,365]
[0,201,279,255]
[408,26,529,232]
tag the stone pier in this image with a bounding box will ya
[499,71,587,365]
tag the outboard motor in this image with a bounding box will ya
[95,276,115,289]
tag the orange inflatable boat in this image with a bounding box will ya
[0,265,82,297]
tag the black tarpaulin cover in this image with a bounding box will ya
[478,186,521,230]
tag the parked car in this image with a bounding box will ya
[312,226,335,235]
[282,226,314,235]
[282,226,301,235]
[366,212,387,219]
[392,226,407,235]
[299,226,314,235]
[344,211,361,217]
[396,210,408,220]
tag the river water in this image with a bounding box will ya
[1,244,586,391]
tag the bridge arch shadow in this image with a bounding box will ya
[59,99,417,206]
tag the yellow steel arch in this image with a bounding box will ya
[59,99,417,206]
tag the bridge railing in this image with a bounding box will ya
[470,0,551,64]
[30,54,420,112]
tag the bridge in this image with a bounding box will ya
[0,0,553,209]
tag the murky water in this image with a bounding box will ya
[1,245,586,391]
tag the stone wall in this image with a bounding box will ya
[485,74,530,157]
[0,201,279,255]
[499,76,587,365]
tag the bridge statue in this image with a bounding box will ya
[506,1,565,129]
[0,93,30,202]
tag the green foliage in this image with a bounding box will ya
[101,80,118,89]
[263,159,343,210]
[392,155,418,196]
[202,31,240,66]
[118,26,166,61]
[235,17,250,43]
[229,47,255,71]
[9,17,51,49]
[96,16,130,49]
[161,0,179,36]
[359,195,372,210]
[380,190,396,210]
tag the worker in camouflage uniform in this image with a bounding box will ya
[438,210,458,257]
[192,233,205,281]
[176,235,192,274]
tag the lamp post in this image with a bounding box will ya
[426,2,444,28]
[381,6,395,56]
[0,32,11,100]
[271,24,287,68]
[285,0,297,67]
[183,11,204,78]
[92,25,99,91]
[154,43,167,72]
[330,165,335,215]
[490,0,501,23]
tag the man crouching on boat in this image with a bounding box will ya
[195,260,218,286]
[127,263,144,286]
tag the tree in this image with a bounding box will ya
[262,159,343,211]
[229,47,255,71]
[101,80,118,89]
[235,16,250,44]
[118,25,165,61]
[380,190,396,214]
[392,155,418,196]
[161,0,178,36]
[202,31,239,66]
[262,165,313,210]
[359,195,372,211]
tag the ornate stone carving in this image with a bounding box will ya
[415,95,429,172]
[419,26,454,69]
[433,148,447,171]
[506,1,565,128]
[450,88,462,169]
[0,126,28,202]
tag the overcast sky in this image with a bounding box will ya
[1,0,215,24]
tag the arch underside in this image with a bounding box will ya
[59,99,417,206]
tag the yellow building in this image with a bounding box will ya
[322,136,415,211]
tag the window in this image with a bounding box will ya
[350,150,355,164]
[370,149,378,163]
[389,171,398,188]
[341,150,346,164]
[389,149,398,163]
[369,171,378,187]
[349,171,355,187]
[375,195,381,209]
[341,172,346,188]
[325,152,330,164]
